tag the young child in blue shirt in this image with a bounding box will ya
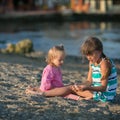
[72,36,118,102]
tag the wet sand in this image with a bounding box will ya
[0,53,120,120]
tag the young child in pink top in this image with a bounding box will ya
[40,64,64,91]
[25,45,79,100]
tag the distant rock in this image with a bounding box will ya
[1,39,34,54]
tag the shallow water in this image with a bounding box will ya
[0,21,120,58]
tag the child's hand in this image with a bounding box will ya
[71,84,80,92]
[71,84,87,92]
[78,85,87,91]
[74,84,80,91]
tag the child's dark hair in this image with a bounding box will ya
[46,44,65,64]
[81,36,106,57]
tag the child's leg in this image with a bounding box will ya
[44,86,72,97]
[75,90,93,99]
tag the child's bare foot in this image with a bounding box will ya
[25,89,35,94]
[84,97,92,100]
[25,88,44,96]
[78,97,92,100]
[26,85,34,90]
[77,96,92,100]
[78,97,84,100]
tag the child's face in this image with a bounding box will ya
[86,50,101,63]
[52,52,65,67]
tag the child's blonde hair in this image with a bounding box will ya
[46,45,65,65]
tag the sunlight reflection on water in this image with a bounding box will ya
[0,22,120,58]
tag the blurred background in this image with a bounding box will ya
[0,0,120,58]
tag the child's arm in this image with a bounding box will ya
[72,62,92,91]
[83,62,92,86]
[81,60,111,92]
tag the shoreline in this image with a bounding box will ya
[0,52,120,71]
[0,53,120,120]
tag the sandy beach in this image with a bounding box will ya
[0,52,120,120]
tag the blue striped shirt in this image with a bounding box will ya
[91,59,117,102]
